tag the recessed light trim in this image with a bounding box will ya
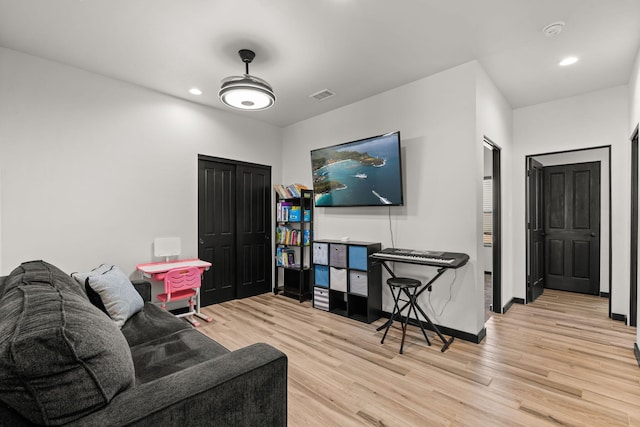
[189,87,203,95]
[542,21,565,37]
[559,56,579,67]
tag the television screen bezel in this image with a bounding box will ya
[310,130,404,208]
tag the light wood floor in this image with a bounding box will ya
[197,290,640,427]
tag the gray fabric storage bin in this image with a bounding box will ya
[329,244,347,268]
[349,271,368,296]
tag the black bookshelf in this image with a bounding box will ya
[273,188,313,302]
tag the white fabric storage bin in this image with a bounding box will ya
[313,287,329,311]
[329,267,347,292]
[313,242,329,265]
[349,271,368,296]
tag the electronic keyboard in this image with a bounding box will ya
[371,248,469,268]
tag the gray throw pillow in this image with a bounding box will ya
[73,264,144,328]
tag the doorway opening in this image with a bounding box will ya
[483,138,502,320]
[525,146,611,316]
[630,125,639,326]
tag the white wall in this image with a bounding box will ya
[0,47,282,277]
[513,86,629,317]
[282,61,508,336]
[532,148,610,295]
[631,46,640,136]
[476,66,514,311]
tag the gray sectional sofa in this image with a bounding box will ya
[0,260,287,426]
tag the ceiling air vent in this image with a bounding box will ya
[309,89,336,101]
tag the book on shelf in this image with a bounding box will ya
[276,226,303,245]
[274,183,310,200]
[275,247,297,267]
[289,206,301,222]
[276,201,292,222]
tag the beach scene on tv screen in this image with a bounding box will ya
[311,134,403,207]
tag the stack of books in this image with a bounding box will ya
[275,247,297,268]
[276,226,311,246]
[273,183,309,199]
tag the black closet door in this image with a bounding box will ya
[235,164,271,298]
[198,157,271,306]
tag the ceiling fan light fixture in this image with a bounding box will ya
[219,49,275,111]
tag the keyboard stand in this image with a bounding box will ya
[375,261,455,352]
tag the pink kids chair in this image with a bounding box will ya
[157,266,212,327]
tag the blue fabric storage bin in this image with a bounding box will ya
[314,265,329,287]
[348,246,368,270]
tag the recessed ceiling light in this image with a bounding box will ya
[559,56,579,66]
[542,21,565,37]
[189,87,203,95]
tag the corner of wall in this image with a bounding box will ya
[631,44,640,134]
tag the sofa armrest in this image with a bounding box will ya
[131,280,151,302]
[72,342,287,427]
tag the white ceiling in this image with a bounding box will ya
[1,0,639,127]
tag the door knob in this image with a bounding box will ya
[199,238,204,244]
[590,232,596,237]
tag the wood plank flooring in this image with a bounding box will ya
[197,290,640,426]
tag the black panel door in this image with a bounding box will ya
[198,157,271,306]
[236,164,271,298]
[528,158,545,302]
[198,160,236,305]
[543,162,600,295]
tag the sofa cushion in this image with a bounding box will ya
[121,301,192,347]
[72,264,144,328]
[0,261,135,426]
[129,328,229,384]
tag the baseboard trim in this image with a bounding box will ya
[611,313,627,323]
[381,311,486,344]
[599,292,610,298]
[634,343,640,368]
[502,297,524,314]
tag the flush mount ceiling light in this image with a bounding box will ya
[219,49,275,111]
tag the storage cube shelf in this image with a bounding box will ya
[312,239,382,323]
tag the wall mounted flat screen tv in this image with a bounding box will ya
[311,131,404,207]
